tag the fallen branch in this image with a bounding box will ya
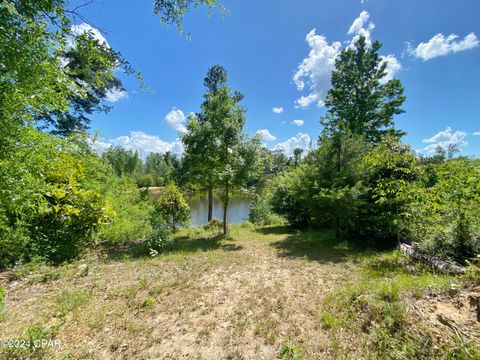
[399,242,466,274]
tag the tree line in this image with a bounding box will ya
[1,0,478,269]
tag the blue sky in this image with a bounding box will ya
[76,0,480,157]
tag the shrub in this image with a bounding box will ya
[147,212,171,254]
[96,178,152,245]
[400,158,480,263]
[151,183,190,232]
[269,165,314,228]
[0,129,110,266]
[248,194,273,225]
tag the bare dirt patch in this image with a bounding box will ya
[414,287,480,341]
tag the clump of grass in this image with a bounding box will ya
[462,260,480,286]
[0,286,5,313]
[279,338,302,360]
[0,286,6,323]
[140,296,156,310]
[320,311,339,330]
[322,250,478,359]
[56,290,90,316]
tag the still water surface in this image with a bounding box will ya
[186,195,251,227]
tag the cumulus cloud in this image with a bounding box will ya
[293,11,401,108]
[89,131,183,158]
[380,55,402,83]
[409,33,479,61]
[274,133,312,157]
[473,131,480,136]
[272,107,284,114]
[420,127,468,154]
[165,108,187,134]
[348,11,374,43]
[105,87,128,102]
[293,29,341,108]
[291,119,304,126]
[70,23,109,47]
[255,129,277,141]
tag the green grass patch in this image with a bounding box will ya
[56,290,91,316]
[279,338,302,360]
[321,250,479,359]
[0,286,5,315]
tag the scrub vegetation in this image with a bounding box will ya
[1,1,479,359]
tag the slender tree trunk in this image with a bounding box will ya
[207,187,213,222]
[223,181,229,235]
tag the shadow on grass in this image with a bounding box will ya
[105,233,240,261]
[257,226,368,264]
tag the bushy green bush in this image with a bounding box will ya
[96,178,152,245]
[270,165,314,228]
[248,194,275,225]
[0,129,110,266]
[359,137,418,247]
[146,214,171,255]
[400,158,480,263]
[151,183,190,232]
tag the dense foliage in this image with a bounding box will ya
[0,0,225,267]
[267,36,479,262]
[0,129,111,265]
[151,183,191,232]
[1,0,478,268]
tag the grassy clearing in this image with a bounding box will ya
[321,251,480,359]
[0,226,478,359]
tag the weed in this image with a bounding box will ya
[140,296,156,310]
[320,311,339,330]
[279,338,302,360]
[56,290,90,316]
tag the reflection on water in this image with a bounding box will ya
[186,195,251,227]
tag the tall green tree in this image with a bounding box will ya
[322,36,406,143]
[103,146,142,178]
[183,66,261,234]
[182,65,229,222]
[36,33,133,136]
[202,85,261,234]
[293,148,303,167]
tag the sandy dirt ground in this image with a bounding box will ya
[0,227,356,359]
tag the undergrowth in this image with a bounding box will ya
[321,250,480,359]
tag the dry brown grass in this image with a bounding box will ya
[0,226,477,359]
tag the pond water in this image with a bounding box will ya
[186,195,251,227]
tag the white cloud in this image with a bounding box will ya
[473,131,480,136]
[380,55,402,83]
[291,119,304,126]
[347,10,375,48]
[274,133,312,157]
[165,108,187,134]
[70,23,109,47]
[89,131,183,158]
[409,33,479,61]
[420,127,468,154]
[272,107,284,114]
[105,87,128,102]
[293,29,341,108]
[255,129,276,141]
[348,10,371,36]
[294,11,401,108]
